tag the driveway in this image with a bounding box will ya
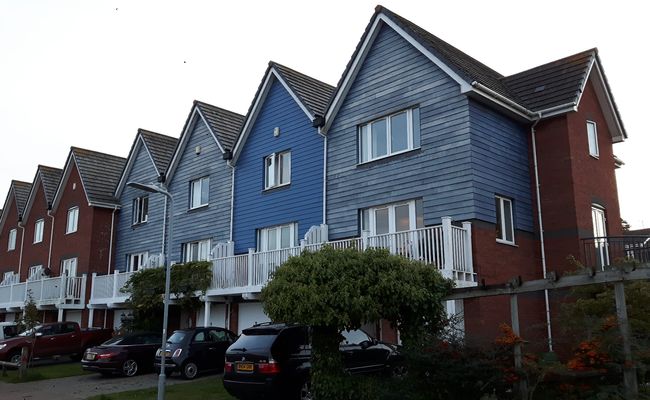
[0,372,209,400]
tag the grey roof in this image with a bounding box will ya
[271,62,335,117]
[71,147,126,206]
[139,129,178,174]
[13,181,32,216]
[502,49,595,111]
[194,101,245,151]
[39,165,63,204]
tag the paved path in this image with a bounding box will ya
[0,372,211,400]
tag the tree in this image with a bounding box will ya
[261,247,453,399]
[17,290,40,335]
[122,261,212,331]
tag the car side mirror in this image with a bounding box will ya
[359,340,372,350]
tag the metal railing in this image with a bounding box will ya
[581,236,650,270]
[0,275,87,310]
[89,270,135,305]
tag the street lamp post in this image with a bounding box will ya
[127,182,173,400]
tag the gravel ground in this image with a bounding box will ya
[0,370,208,400]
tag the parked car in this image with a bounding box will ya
[222,323,402,400]
[0,322,19,341]
[155,327,237,379]
[0,322,113,365]
[81,332,162,377]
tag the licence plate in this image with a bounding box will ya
[85,352,97,361]
[236,363,254,372]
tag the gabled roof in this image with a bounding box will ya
[22,165,63,220]
[115,129,178,197]
[52,147,126,210]
[166,101,245,181]
[0,180,32,231]
[231,61,335,164]
[324,5,627,141]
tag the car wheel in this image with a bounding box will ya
[122,359,139,377]
[298,380,312,400]
[181,361,198,380]
[9,351,22,366]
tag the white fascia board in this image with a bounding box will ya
[590,62,625,142]
[51,153,91,212]
[0,187,16,232]
[196,108,226,154]
[323,13,472,133]
[22,172,43,222]
[115,136,148,198]
[574,56,596,107]
[88,201,122,209]
[165,108,201,182]
[271,69,314,121]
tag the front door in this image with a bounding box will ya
[591,206,609,269]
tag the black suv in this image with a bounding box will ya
[223,323,401,400]
[155,327,237,379]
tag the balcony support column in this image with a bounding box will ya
[203,300,211,326]
[441,217,454,280]
[462,221,474,276]
[247,249,254,288]
[88,308,94,328]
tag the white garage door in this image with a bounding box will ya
[66,310,82,325]
[196,304,227,328]
[238,302,270,333]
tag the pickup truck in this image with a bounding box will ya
[0,321,113,365]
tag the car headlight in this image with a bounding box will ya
[172,348,182,358]
[0,344,6,350]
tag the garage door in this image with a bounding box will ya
[238,302,270,333]
[197,304,227,328]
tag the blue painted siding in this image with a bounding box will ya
[167,118,232,262]
[469,100,534,232]
[233,79,324,253]
[326,24,474,239]
[114,141,165,272]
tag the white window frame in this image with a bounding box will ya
[358,107,420,164]
[128,252,149,272]
[587,120,599,158]
[264,151,291,190]
[361,199,423,236]
[61,257,77,277]
[258,223,297,251]
[34,219,44,243]
[8,228,17,251]
[190,177,210,209]
[28,265,43,281]
[183,239,211,262]
[1,271,15,286]
[495,195,515,245]
[132,196,149,225]
[66,207,79,234]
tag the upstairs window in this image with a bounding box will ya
[258,223,297,251]
[61,257,77,277]
[359,107,420,163]
[128,252,149,272]
[132,196,149,225]
[28,265,43,281]
[66,207,79,234]
[361,199,424,236]
[264,151,291,189]
[8,228,17,251]
[183,239,210,262]
[34,219,44,243]
[587,121,599,158]
[1,271,15,285]
[495,196,515,244]
[190,177,209,209]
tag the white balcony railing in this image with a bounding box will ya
[87,217,476,305]
[0,275,87,311]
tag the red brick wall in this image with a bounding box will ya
[0,197,22,276]
[21,182,53,280]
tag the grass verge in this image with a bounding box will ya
[0,361,90,383]
[86,376,236,400]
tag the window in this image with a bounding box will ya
[128,252,149,272]
[28,265,43,281]
[359,108,420,163]
[495,196,515,244]
[587,121,599,158]
[61,257,77,277]
[183,239,210,262]
[258,223,297,251]
[361,199,423,236]
[190,177,209,209]
[1,271,15,286]
[264,151,291,189]
[34,219,44,243]
[132,196,149,225]
[591,205,609,269]
[8,228,17,251]
[66,207,79,234]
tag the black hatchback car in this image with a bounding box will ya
[81,332,162,377]
[155,327,237,379]
[223,323,402,400]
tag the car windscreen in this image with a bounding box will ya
[167,331,187,344]
[2,325,18,338]
[229,333,277,352]
[102,335,137,345]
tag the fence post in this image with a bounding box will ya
[113,270,119,298]
[510,294,528,400]
[80,274,87,305]
[247,249,254,288]
[58,274,66,302]
[361,231,369,251]
[90,273,96,301]
[614,282,638,399]
[441,217,454,279]
[462,221,473,276]
[320,224,329,243]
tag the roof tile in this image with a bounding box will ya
[71,148,126,206]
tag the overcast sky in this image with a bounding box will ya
[1,0,647,228]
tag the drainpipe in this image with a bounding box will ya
[17,217,25,278]
[318,127,327,225]
[47,206,55,270]
[531,113,553,352]
[107,206,118,274]
[227,162,235,242]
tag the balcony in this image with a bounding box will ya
[88,217,476,305]
[581,235,650,270]
[0,275,87,312]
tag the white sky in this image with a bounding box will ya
[0,0,647,228]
